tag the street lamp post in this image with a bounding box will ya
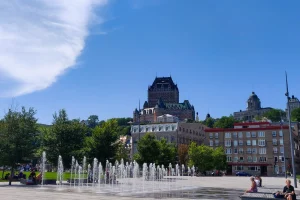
[285,72,297,188]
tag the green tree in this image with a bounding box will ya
[202,118,215,128]
[114,136,131,163]
[188,142,213,173]
[214,116,236,128]
[178,144,189,166]
[262,109,285,122]
[158,138,176,166]
[291,108,300,122]
[86,119,119,165]
[0,107,38,185]
[41,109,87,168]
[87,115,99,128]
[134,133,160,164]
[212,147,227,171]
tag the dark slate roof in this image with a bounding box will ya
[148,76,178,90]
[165,100,194,110]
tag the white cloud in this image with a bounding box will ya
[0,0,107,97]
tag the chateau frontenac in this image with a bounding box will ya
[133,76,195,123]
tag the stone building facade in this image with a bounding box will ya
[233,92,273,121]
[133,77,195,123]
[130,120,206,156]
[204,122,300,176]
[286,95,300,118]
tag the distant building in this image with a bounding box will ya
[204,121,300,176]
[233,92,273,121]
[130,122,206,156]
[157,114,179,123]
[133,76,195,123]
[287,95,300,118]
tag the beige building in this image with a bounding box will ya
[234,92,273,121]
[130,118,206,156]
[205,122,300,176]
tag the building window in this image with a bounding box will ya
[210,140,213,147]
[273,147,278,153]
[227,156,232,162]
[238,132,243,138]
[240,157,244,162]
[233,157,238,162]
[252,148,257,154]
[165,126,169,131]
[279,130,283,137]
[215,133,219,138]
[239,140,243,145]
[280,139,283,145]
[172,126,176,131]
[273,139,278,145]
[247,140,251,146]
[159,126,163,131]
[233,132,237,138]
[280,147,284,154]
[234,166,243,170]
[259,148,266,154]
[226,148,232,154]
[239,148,244,154]
[282,165,285,173]
[272,131,277,137]
[246,132,251,138]
[258,139,265,146]
[279,156,285,162]
[259,157,267,162]
[234,140,238,147]
[251,132,256,137]
[225,140,231,147]
[253,156,257,162]
[215,140,219,146]
[258,131,265,137]
[247,148,252,154]
[247,156,252,162]
[234,148,238,154]
[225,132,231,138]
[252,140,257,146]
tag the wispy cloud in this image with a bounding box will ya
[0,0,108,97]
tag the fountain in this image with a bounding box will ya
[57,155,64,186]
[41,151,46,186]
[70,156,75,187]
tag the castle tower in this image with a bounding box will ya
[148,77,179,107]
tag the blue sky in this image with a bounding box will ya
[0,0,300,124]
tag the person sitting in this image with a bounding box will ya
[29,170,37,184]
[254,176,262,187]
[274,179,296,200]
[18,171,23,179]
[245,177,258,193]
[4,173,10,180]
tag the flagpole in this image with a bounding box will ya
[280,114,287,179]
[285,71,297,188]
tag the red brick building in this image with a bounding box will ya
[204,122,300,176]
[133,76,195,123]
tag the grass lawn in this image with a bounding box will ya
[0,171,78,182]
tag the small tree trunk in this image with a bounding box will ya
[9,167,14,185]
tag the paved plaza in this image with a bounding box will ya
[0,176,299,199]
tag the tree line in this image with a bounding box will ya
[133,133,227,174]
[200,108,300,128]
[0,107,132,184]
